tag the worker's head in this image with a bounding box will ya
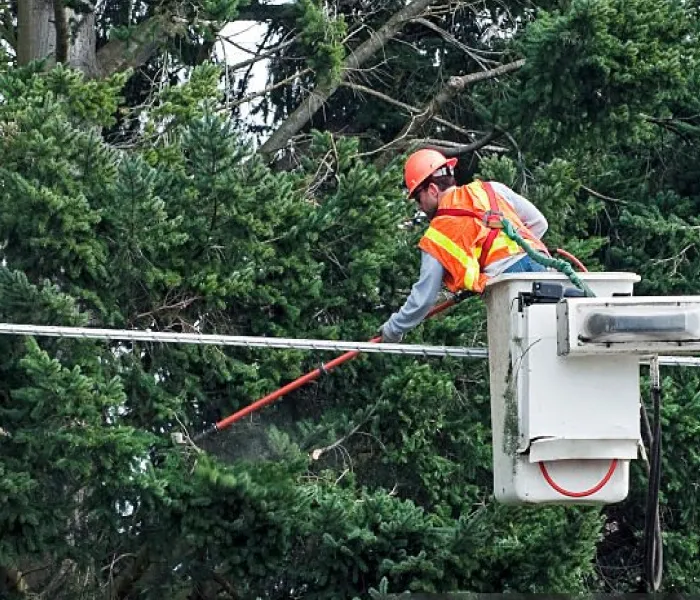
[404,149,457,219]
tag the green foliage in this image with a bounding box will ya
[295,0,347,84]
[147,63,224,130]
[5,0,700,589]
[511,0,696,150]
[201,0,242,22]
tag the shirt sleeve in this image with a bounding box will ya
[382,250,444,338]
[490,181,548,239]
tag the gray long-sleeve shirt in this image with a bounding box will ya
[382,182,547,340]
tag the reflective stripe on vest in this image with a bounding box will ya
[434,182,526,267]
[423,227,481,290]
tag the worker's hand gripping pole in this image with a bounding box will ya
[193,291,472,442]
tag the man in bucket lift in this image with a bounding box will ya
[380,149,550,343]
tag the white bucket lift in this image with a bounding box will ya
[483,272,642,505]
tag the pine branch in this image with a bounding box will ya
[259,0,448,157]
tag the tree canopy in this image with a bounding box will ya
[2,0,700,597]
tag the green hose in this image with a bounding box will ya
[500,218,596,298]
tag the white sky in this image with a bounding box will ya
[216,20,276,136]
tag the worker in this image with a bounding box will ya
[380,149,550,343]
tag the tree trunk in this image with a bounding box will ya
[17,0,100,77]
[17,0,55,66]
[69,11,99,77]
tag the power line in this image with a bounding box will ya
[0,322,698,366]
[0,323,488,359]
[649,356,700,367]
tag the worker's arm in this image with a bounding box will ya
[490,181,548,239]
[380,251,444,342]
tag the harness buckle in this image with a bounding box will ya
[483,210,504,229]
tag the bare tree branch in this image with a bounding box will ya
[581,185,627,204]
[413,17,499,68]
[340,81,422,115]
[0,565,29,594]
[340,81,481,138]
[448,58,526,91]
[393,58,525,142]
[259,0,447,157]
[419,137,509,153]
[407,129,502,155]
[229,68,313,109]
[222,38,296,72]
[40,559,77,599]
[105,545,149,600]
[210,570,239,598]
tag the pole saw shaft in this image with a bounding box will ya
[195,293,469,440]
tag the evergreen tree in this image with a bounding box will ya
[2,0,700,594]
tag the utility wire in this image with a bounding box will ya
[0,322,488,359]
[0,323,696,366]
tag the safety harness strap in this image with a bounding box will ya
[480,182,502,270]
[433,182,503,270]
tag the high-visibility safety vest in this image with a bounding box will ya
[418,180,548,293]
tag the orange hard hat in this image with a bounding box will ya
[404,149,458,196]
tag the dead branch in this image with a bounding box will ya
[340,81,480,139]
[581,185,627,204]
[133,296,202,321]
[105,545,149,600]
[447,57,526,89]
[392,58,525,143]
[419,137,508,153]
[0,565,29,595]
[259,0,448,157]
[222,38,296,72]
[410,129,502,155]
[229,68,313,109]
[340,81,422,115]
[413,17,499,68]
